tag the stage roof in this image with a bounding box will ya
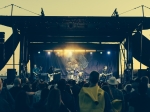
[1,16,150,44]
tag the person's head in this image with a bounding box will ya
[57,79,66,91]
[40,66,42,69]
[14,78,21,87]
[25,78,29,84]
[132,78,140,89]
[107,77,118,87]
[141,76,149,84]
[72,80,76,86]
[118,83,123,90]
[67,80,72,85]
[3,79,7,87]
[124,84,132,93]
[15,91,30,110]
[39,83,46,90]
[50,66,53,69]
[104,66,107,70]
[34,64,37,68]
[89,71,99,85]
[41,88,49,101]
[0,78,3,91]
[138,82,148,95]
[47,88,61,112]
[7,79,13,85]
[23,84,31,92]
[101,82,108,88]
[65,84,72,94]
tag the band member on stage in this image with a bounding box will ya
[124,64,132,83]
[32,65,40,75]
[47,66,54,74]
[32,64,40,80]
[100,65,112,82]
[39,66,43,73]
[102,66,108,74]
[47,66,54,81]
[74,64,79,81]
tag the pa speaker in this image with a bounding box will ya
[7,69,16,81]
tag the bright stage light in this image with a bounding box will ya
[69,51,72,56]
[90,52,93,54]
[38,51,40,54]
[100,52,102,54]
[107,51,110,54]
[48,52,51,55]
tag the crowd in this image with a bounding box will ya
[0,71,150,112]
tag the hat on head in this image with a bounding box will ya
[107,77,118,85]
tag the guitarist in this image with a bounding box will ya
[32,64,40,80]
[100,66,112,82]
[47,66,54,81]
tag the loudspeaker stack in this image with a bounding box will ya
[7,69,16,82]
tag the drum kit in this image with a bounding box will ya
[67,69,84,81]
[67,70,74,79]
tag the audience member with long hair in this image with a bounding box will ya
[15,91,35,112]
[46,88,70,112]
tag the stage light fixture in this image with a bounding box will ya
[69,51,72,56]
[48,52,51,55]
[90,52,93,54]
[38,51,40,54]
[100,52,102,54]
[107,51,110,54]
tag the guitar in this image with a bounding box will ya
[99,72,113,82]
[33,72,38,76]
[100,72,113,77]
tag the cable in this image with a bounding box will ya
[13,4,41,16]
[119,5,142,15]
[0,4,11,10]
[144,6,150,10]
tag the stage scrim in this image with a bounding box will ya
[32,51,119,78]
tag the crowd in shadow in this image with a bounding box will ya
[0,71,150,112]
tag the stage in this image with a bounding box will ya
[0,16,146,83]
[29,48,120,82]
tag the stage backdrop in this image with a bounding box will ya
[31,51,119,78]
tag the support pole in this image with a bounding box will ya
[140,5,144,70]
[19,35,25,78]
[127,34,132,68]
[140,24,143,70]
[142,5,144,17]
[11,4,15,69]
[11,4,13,16]
[126,31,133,82]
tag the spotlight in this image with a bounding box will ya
[107,51,110,55]
[100,52,102,54]
[90,52,92,54]
[38,51,40,54]
[48,52,50,55]
[69,51,72,56]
